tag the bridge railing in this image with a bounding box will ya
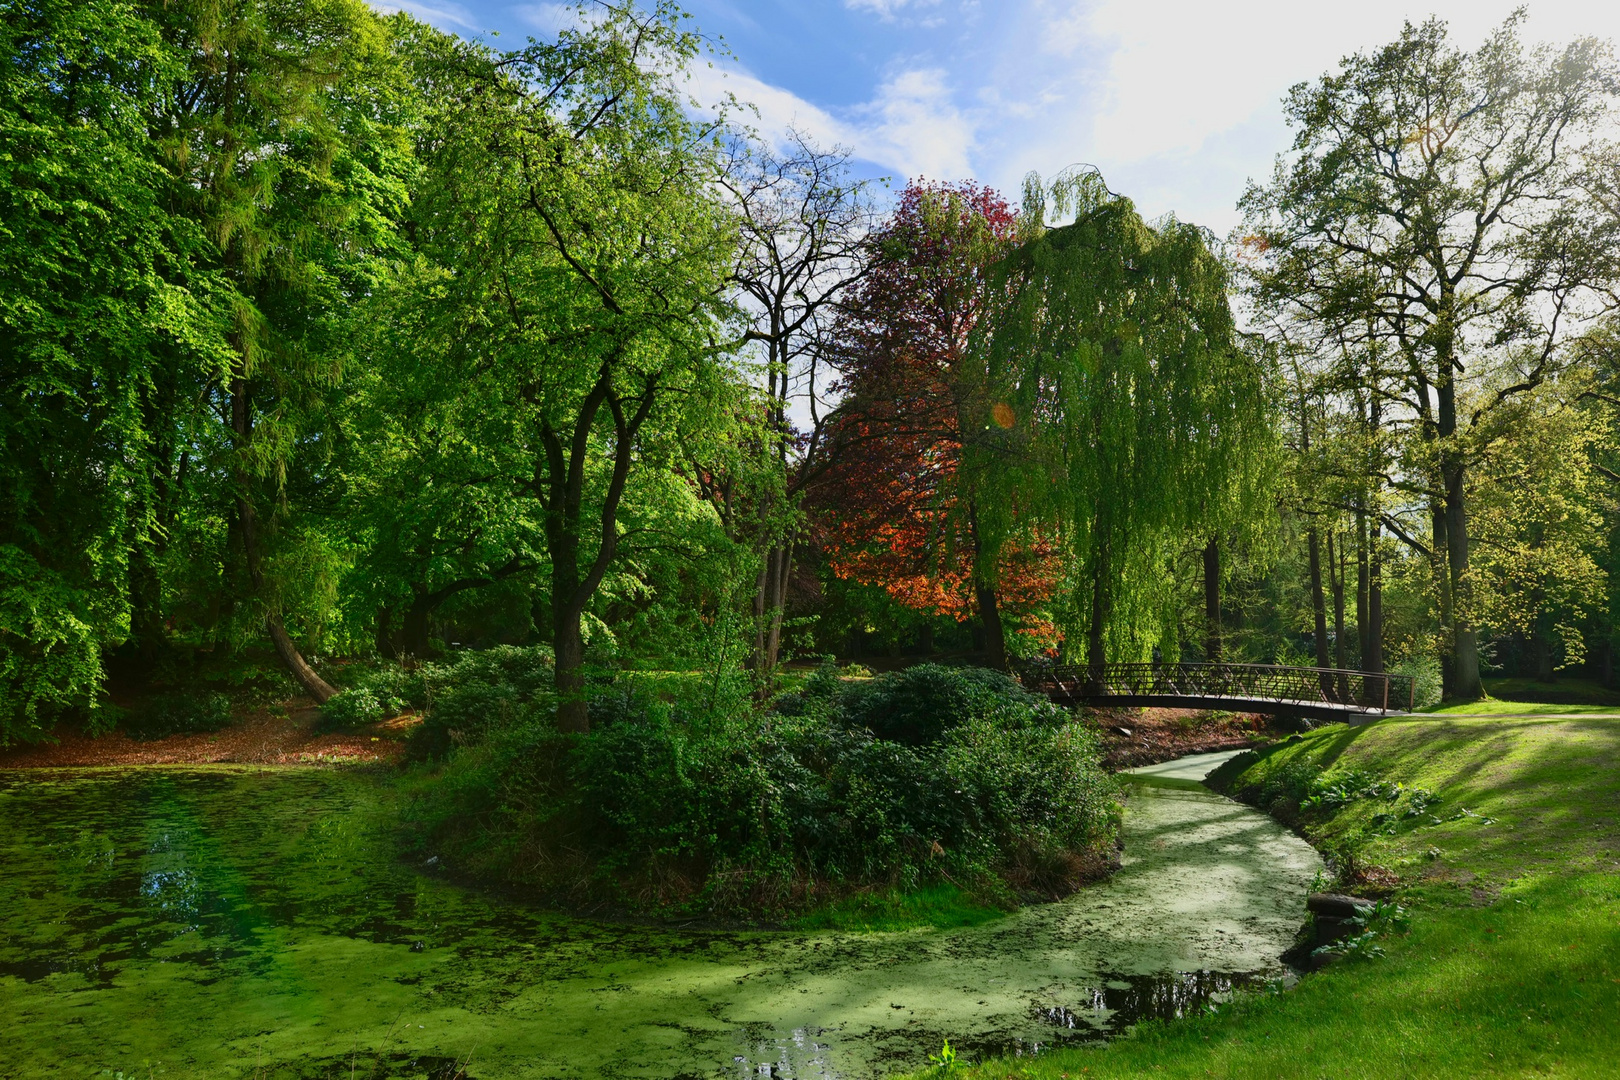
[1016,661,1416,713]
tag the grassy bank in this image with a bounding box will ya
[905,714,1620,1078]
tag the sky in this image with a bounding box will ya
[377,0,1620,235]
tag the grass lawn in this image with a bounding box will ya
[1416,677,1620,715]
[902,716,1620,1078]
[1423,699,1620,716]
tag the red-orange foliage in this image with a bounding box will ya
[812,180,1062,631]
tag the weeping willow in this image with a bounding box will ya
[964,170,1275,668]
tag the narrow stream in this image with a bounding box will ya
[0,753,1318,1079]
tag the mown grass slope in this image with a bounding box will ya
[903,714,1620,1078]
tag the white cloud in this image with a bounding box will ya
[974,0,1620,232]
[685,61,975,184]
[684,62,854,151]
[846,0,942,21]
[370,0,482,32]
[514,3,599,37]
[857,68,975,181]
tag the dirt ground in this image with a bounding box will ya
[1086,706,1273,770]
[0,703,416,768]
[0,695,1266,772]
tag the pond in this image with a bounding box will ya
[0,752,1318,1079]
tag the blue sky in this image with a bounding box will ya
[380,1,1620,235]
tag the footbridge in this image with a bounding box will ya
[1016,661,1415,723]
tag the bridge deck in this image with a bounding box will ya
[1018,662,1416,722]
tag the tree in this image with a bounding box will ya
[1469,383,1606,679]
[135,0,420,702]
[0,0,221,739]
[814,180,1039,668]
[1240,15,1620,699]
[341,303,542,660]
[409,3,740,732]
[977,170,1274,672]
[716,130,877,678]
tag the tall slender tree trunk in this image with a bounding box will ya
[1443,460,1481,699]
[1531,620,1555,683]
[549,513,592,733]
[1431,498,1454,696]
[553,602,588,733]
[1436,350,1482,700]
[1367,520,1384,674]
[1363,392,1384,674]
[753,541,794,679]
[966,503,1007,670]
[1355,509,1370,668]
[1308,525,1330,697]
[766,545,792,669]
[1203,538,1222,662]
[1085,538,1113,681]
[1328,531,1348,700]
[976,580,1008,671]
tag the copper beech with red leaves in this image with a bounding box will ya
[813,181,1061,667]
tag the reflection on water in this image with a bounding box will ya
[0,767,1319,1079]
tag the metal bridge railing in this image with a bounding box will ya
[1016,661,1416,714]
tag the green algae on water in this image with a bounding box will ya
[0,763,1320,1078]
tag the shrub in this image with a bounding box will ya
[405,660,1121,916]
[322,687,384,729]
[834,663,1050,745]
[408,645,554,756]
[322,663,430,729]
[124,691,233,739]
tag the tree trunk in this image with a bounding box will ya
[965,503,1007,670]
[1202,538,1222,662]
[1307,526,1330,695]
[375,607,396,660]
[753,542,794,678]
[1436,356,1482,701]
[1432,498,1455,697]
[269,616,337,704]
[1367,520,1384,674]
[1328,530,1348,701]
[1355,509,1369,669]
[1531,627,1555,683]
[554,599,588,734]
[766,545,792,671]
[540,375,657,736]
[1443,458,1482,699]
[976,580,1008,671]
[399,592,434,660]
[1086,544,1112,681]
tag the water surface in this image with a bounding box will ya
[0,759,1317,1078]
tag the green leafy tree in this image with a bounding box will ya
[408,3,741,732]
[0,0,230,740]
[127,0,421,701]
[1240,14,1620,699]
[976,170,1274,670]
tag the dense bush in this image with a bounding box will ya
[322,647,553,746]
[123,690,234,739]
[405,662,1121,916]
